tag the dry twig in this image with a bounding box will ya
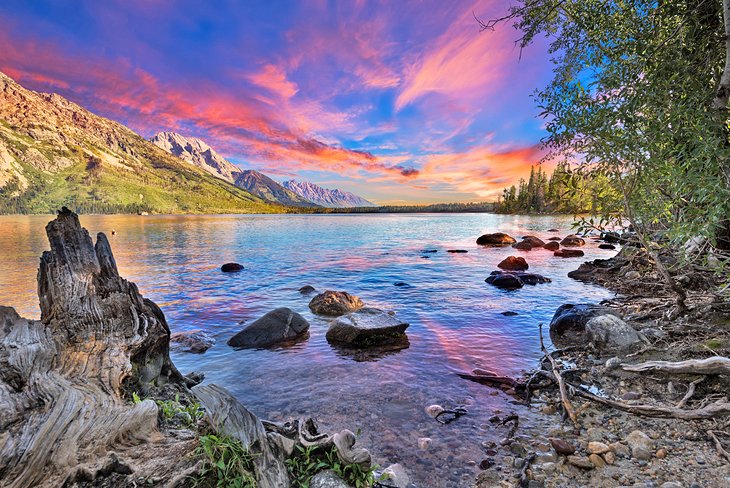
[539,324,579,427]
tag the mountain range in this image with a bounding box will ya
[282,180,376,208]
[0,72,377,214]
[0,72,278,214]
[150,131,373,209]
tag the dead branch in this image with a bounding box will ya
[572,385,730,420]
[676,377,705,408]
[622,356,730,375]
[539,323,579,427]
[708,430,730,464]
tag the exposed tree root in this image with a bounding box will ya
[622,356,730,375]
[539,324,579,427]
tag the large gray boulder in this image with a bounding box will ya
[309,290,364,316]
[228,307,309,348]
[586,315,642,351]
[548,304,620,335]
[326,308,409,347]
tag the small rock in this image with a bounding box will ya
[542,405,557,415]
[309,290,364,316]
[418,437,432,449]
[326,308,409,347]
[588,453,606,468]
[170,330,215,354]
[220,262,244,272]
[554,249,585,258]
[605,357,622,369]
[655,448,667,459]
[609,442,630,458]
[382,463,409,488]
[498,256,529,271]
[447,249,468,253]
[560,235,586,247]
[501,311,519,316]
[538,462,556,474]
[621,391,641,401]
[599,243,616,250]
[476,233,516,246]
[426,405,444,418]
[586,314,642,351]
[603,451,616,465]
[310,470,349,488]
[299,285,316,294]
[567,455,594,469]
[588,442,610,454]
[625,430,655,452]
[543,241,560,251]
[632,446,653,461]
[549,438,575,455]
[512,241,534,250]
[510,442,527,457]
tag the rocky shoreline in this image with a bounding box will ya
[470,245,730,488]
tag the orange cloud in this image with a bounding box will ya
[395,1,513,111]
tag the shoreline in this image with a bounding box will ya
[472,248,730,487]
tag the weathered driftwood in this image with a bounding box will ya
[0,208,188,488]
[621,356,730,375]
[0,208,375,488]
[539,324,579,427]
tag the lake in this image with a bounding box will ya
[0,213,616,487]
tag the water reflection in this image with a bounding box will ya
[0,213,616,487]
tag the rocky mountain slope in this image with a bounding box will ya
[282,180,376,208]
[0,72,280,214]
[233,170,318,207]
[150,131,240,182]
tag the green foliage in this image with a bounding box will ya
[193,434,257,488]
[285,444,382,488]
[155,394,204,428]
[131,391,142,404]
[497,1,730,275]
[495,162,620,215]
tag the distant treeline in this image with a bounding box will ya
[312,202,496,213]
[495,162,618,215]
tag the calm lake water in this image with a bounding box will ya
[0,213,616,487]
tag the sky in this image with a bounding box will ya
[0,0,553,204]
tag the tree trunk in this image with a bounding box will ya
[0,208,186,488]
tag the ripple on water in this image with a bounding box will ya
[0,213,615,487]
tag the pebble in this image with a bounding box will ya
[418,437,432,449]
[541,405,557,415]
[604,451,616,465]
[605,357,622,369]
[609,442,631,458]
[632,446,653,461]
[567,455,594,470]
[588,441,610,454]
[425,405,444,418]
[510,442,527,457]
[626,430,655,452]
[621,391,641,400]
[655,448,667,459]
[550,438,575,455]
[588,453,606,468]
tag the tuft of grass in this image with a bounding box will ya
[705,338,726,350]
[285,443,383,488]
[155,394,204,428]
[193,434,257,488]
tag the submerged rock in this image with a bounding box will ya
[522,235,546,247]
[485,270,551,289]
[170,330,215,354]
[599,244,616,250]
[228,307,310,348]
[547,236,561,241]
[512,241,533,251]
[554,249,585,258]
[299,285,316,294]
[326,308,409,347]
[382,464,410,488]
[498,256,529,271]
[447,249,468,253]
[560,235,586,247]
[476,233,516,246]
[221,262,244,272]
[544,241,560,251]
[309,290,364,316]
[586,315,642,351]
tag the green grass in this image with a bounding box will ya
[193,434,257,488]
[0,126,288,215]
